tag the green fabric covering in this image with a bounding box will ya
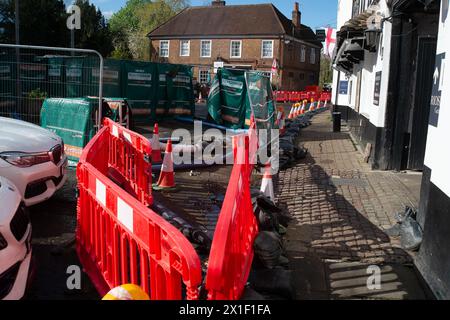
[122,60,156,123]
[40,97,97,166]
[208,68,276,130]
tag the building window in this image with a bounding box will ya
[262,40,274,58]
[180,40,190,57]
[230,40,242,58]
[300,73,305,80]
[159,40,169,58]
[200,40,212,58]
[199,70,210,84]
[310,48,316,64]
[300,46,306,62]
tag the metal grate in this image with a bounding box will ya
[329,177,368,188]
[9,205,30,241]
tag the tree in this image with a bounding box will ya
[319,53,333,87]
[73,0,114,56]
[0,0,113,56]
[0,0,68,46]
[109,0,189,60]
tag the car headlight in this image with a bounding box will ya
[0,151,51,168]
[0,232,7,250]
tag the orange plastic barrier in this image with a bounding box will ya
[76,119,202,300]
[205,134,259,300]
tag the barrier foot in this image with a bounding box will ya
[152,183,179,192]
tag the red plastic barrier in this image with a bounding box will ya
[274,91,290,102]
[76,119,202,300]
[103,119,153,206]
[300,92,308,100]
[289,91,301,102]
[205,135,259,300]
[320,92,332,102]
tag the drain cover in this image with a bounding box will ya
[329,177,368,188]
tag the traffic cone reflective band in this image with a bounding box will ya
[153,140,176,190]
[152,123,162,163]
[310,99,315,111]
[288,105,295,119]
[102,284,150,301]
[317,100,322,109]
[301,100,306,115]
[295,103,301,117]
[260,161,275,202]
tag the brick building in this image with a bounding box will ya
[147,1,322,91]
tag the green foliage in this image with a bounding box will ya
[319,54,333,88]
[28,88,48,100]
[73,0,114,56]
[0,0,68,46]
[109,0,189,60]
[0,0,113,56]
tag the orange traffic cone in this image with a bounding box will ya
[260,161,275,202]
[317,100,322,109]
[151,123,162,163]
[153,140,176,191]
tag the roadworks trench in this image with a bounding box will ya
[28,110,310,300]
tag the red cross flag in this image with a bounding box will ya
[325,28,337,58]
[271,59,278,75]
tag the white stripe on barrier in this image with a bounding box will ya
[123,132,132,144]
[112,125,119,138]
[117,197,134,233]
[96,179,107,207]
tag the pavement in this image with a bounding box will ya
[278,110,432,300]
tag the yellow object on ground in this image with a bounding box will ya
[102,284,150,301]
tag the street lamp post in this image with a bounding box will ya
[14,0,21,114]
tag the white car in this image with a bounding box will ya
[0,176,32,300]
[0,117,68,206]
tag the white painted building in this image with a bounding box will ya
[416,0,450,300]
[332,0,450,299]
[332,0,440,172]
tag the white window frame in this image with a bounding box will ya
[159,40,170,58]
[230,40,242,58]
[300,45,306,63]
[200,40,212,58]
[310,48,316,64]
[179,40,190,57]
[261,40,274,59]
[199,69,210,84]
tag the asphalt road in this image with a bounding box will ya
[27,169,99,300]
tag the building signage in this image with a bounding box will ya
[373,71,382,106]
[430,53,445,127]
[214,61,224,73]
[339,80,349,94]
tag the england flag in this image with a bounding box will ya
[325,28,337,58]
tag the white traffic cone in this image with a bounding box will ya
[260,161,275,202]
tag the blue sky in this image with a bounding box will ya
[86,0,337,29]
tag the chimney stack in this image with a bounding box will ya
[212,0,226,6]
[292,2,301,28]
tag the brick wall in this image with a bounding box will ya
[150,37,320,91]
